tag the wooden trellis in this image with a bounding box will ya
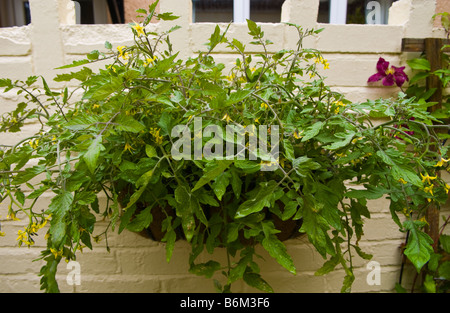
[402,37,448,251]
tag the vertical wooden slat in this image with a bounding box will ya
[424,38,443,252]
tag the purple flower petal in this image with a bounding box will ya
[368,72,384,83]
[392,65,409,87]
[376,57,389,74]
[382,74,395,86]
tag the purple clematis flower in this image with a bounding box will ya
[368,57,409,87]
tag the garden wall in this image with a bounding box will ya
[0,0,449,293]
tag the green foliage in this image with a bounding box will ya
[0,2,449,293]
[392,13,450,293]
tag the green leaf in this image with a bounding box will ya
[12,165,46,185]
[235,181,277,218]
[440,234,450,253]
[243,272,274,293]
[262,234,296,274]
[315,255,340,276]
[345,185,389,200]
[300,198,335,258]
[246,19,261,37]
[407,58,431,71]
[392,165,422,187]
[83,76,122,100]
[145,144,158,158]
[324,131,355,150]
[126,205,153,232]
[55,59,90,69]
[83,136,105,174]
[230,168,242,199]
[212,172,230,201]
[39,256,60,293]
[87,50,100,60]
[301,121,324,142]
[125,168,155,210]
[192,160,233,192]
[174,185,196,242]
[403,219,434,272]
[226,89,252,106]
[438,261,450,280]
[341,272,355,293]
[423,274,436,293]
[47,191,73,216]
[226,223,240,243]
[114,115,145,133]
[189,261,221,278]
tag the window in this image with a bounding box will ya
[192,0,284,23]
[318,0,398,25]
[73,0,124,24]
[0,0,31,27]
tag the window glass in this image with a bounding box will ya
[250,0,284,23]
[0,0,31,27]
[318,0,398,24]
[73,0,124,24]
[192,0,233,23]
[192,0,284,23]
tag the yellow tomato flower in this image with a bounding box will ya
[293,130,304,140]
[398,178,408,184]
[423,185,434,195]
[222,113,232,123]
[420,173,437,184]
[261,102,268,110]
[132,23,145,36]
[123,143,134,153]
[117,45,128,59]
[50,248,62,258]
[434,157,449,167]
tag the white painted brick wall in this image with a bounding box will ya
[0,0,449,293]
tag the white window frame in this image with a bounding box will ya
[233,0,250,23]
[329,0,347,24]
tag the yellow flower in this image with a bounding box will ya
[50,248,62,258]
[0,231,5,237]
[222,114,232,123]
[28,139,39,149]
[131,23,145,36]
[444,183,450,194]
[16,229,26,241]
[434,157,449,167]
[123,143,134,153]
[315,56,330,69]
[144,55,158,66]
[420,173,437,184]
[150,128,163,145]
[398,178,408,185]
[261,102,268,110]
[7,212,20,221]
[423,185,434,195]
[293,130,304,139]
[117,45,128,59]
